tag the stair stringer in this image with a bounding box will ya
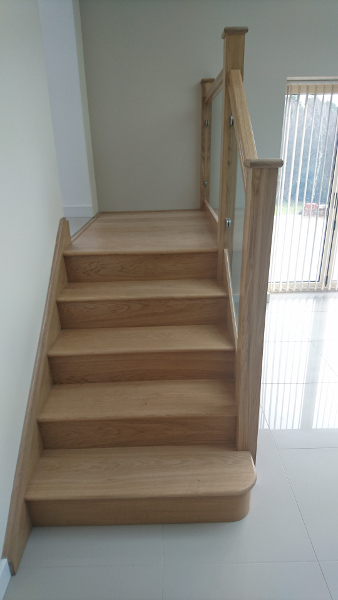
[2,218,71,575]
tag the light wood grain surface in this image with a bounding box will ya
[57,280,227,328]
[65,252,218,282]
[64,211,217,255]
[48,324,235,384]
[40,380,237,421]
[228,69,257,186]
[58,279,227,301]
[2,218,71,574]
[48,324,234,356]
[226,115,239,266]
[203,200,218,235]
[236,166,280,461]
[244,158,284,169]
[49,350,234,384]
[217,30,247,279]
[223,249,238,349]
[38,380,237,449]
[222,27,249,38]
[26,446,256,500]
[200,80,213,208]
[27,494,252,526]
[204,70,223,104]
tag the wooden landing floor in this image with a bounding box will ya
[66,210,217,254]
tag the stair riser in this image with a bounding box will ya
[28,493,251,526]
[49,351,235,384]
[57,298,228,329]
[39,417,237,449]
[64,252,217,282]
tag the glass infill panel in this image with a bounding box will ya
[209,92,222,214]
[229,162,245,325]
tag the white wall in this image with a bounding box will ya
[39,0,98,218]
[0,0,63,555]
[80,0,338,212]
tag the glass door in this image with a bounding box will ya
[269,79,338,292]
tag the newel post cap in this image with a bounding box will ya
[222,27,249,39]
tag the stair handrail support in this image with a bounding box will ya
[220,30,283,462]
[235,160,282,462]
[217,27,248,280]
[200,79,214,210]
[215,28,283,462]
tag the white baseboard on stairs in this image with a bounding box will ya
[63,206,94,218]
[0,559,11,600]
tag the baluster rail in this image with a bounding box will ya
[200,27,283,461]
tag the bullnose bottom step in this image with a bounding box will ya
[26,446,256,526]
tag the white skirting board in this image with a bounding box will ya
[0,560,11,600]
[63,206,94,218]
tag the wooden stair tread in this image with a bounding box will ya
[63,211,217,255]
[48,325,234,357]
[38,380,237,422]
[57,279,227,302]
[26,446,256,501]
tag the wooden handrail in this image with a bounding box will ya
[228,69,257,185]
[244,158,284,169]
[204,70,223,104]
[200,26,283,465]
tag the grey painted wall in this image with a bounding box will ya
[80,0,338,213]
[0,0,63,554]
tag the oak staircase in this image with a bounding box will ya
[26,211,256,528]
[3,27,283,574]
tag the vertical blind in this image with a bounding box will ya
[269,79,338,292]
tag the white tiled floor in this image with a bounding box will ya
[4,292,338,599]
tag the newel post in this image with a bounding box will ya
[236,161,282,462]
[200,79,214,210]
[217,27,248,280]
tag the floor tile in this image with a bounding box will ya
[307,311,338,341]
[6,290,338,600]
[162,562,331,600]
[19,525,163,569]
[261,383,338,448]
[267,291,338,313]
[163,430,315,565]
[313,339,338,376]
[280,448,338,560]
[320,561,338,600]
[4,565,162,600]
[264,311,313,342]
[262,341,338,384]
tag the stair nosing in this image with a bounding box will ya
[48,325,235,357]
[63,248,218,257]
[56,280,228,303]
[57,292,228,302]
[25,447,256,502]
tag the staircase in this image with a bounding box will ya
[25,211,256,527]
[4,28,282,573]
